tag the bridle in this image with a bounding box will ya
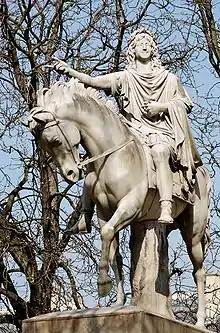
[42,115,82,170]
[39,110,134,172]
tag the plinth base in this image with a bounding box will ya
[22,306,212,333]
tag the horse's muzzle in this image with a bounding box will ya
[63,167,84,184]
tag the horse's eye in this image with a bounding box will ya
[53,137,62,147]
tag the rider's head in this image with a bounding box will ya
[126,28,162,70]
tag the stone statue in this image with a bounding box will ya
[28,28,211,327]
[52,27,202,224]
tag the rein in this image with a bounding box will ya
[79,137,134,168]
[43,114,134,170]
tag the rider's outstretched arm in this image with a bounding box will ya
[53,58,112,90]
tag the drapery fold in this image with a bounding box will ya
[110,68,202,185]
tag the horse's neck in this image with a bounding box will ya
[72,99,129,156]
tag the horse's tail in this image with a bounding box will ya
[199,166,211,257]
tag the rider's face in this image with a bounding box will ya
[134,35,153,63]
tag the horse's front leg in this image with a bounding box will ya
[98,181,148,298]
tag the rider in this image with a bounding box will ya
[52,27,202,224]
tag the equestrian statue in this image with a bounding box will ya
[28,28,211,327]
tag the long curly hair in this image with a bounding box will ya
[126,28,162,70]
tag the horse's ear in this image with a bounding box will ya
[32,112,53,124]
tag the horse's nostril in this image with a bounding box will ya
[67,170,74,176]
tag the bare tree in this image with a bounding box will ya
[0,1,219,332]
[194,0,220,77]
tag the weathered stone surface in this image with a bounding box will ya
[130,221,173,318]
[22,306,212,333]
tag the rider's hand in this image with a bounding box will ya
[142,101,168,119]
[52,57,70,75]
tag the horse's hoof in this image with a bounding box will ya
[195,321,205,328]
[98,277,113,297]
[116,294,126,306]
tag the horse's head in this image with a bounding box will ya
[29,107,82,183]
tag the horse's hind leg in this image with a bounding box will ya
[179,208,208,327]
[109,234,126,305]
[191,168,211,327]
[190,242,206,327]
[98,213,125,305]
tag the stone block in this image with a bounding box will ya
[22,306,212,333]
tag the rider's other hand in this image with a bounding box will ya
[143,101,167,119]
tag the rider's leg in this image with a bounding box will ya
[151,143,173,224]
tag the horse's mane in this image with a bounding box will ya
[36,78,116,114]
[31,78,129,140]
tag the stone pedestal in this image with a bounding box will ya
[130,221,173,317]
[22,306,212,333]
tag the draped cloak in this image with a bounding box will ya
[107,67,202,185]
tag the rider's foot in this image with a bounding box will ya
[158,200,173,224]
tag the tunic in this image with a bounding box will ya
[105,67,202,186]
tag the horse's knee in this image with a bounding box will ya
[191,242,204,265]
[191,243,205,280]
[151,144,170,164]
[101,225,114,241]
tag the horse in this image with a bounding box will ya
[29,78,211,326]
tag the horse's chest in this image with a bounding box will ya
[85,171,119,211]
